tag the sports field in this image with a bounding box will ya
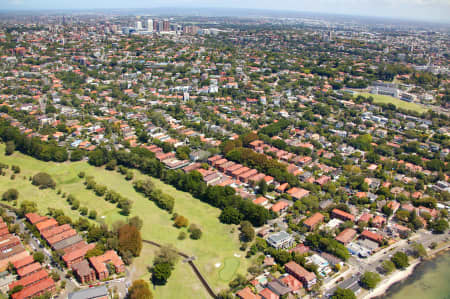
[0,144,252,298]
[356,92,428,113]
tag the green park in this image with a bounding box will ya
[0,143,251,299]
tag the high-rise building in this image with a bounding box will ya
[147,19,153,32]
[163,20,170,32]
[153,20,159,32]
[136,21,142,31]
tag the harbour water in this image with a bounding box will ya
[383,251,450,299]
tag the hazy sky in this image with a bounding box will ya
[2,0,450,23]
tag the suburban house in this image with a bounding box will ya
[266,231,294,249]
[303,212,324,231]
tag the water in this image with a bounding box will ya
[383,251,450,299]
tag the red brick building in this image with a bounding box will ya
[89,250,125,280]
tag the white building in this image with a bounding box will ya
[136,21,142,31]
[266,231,294,249]
[147,19,153,32]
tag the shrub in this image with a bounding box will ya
[78,171,85,178]
[5,141,15,155]
[71,200,80,210]
[125,170,134,181]
[88,210,97,219]
[178,232,187,240]
[94,184,107,197]
[128,279,153,299]
[106,159,117,171]
[11,165,20,173]
[189,224,202,240]
[32,172,56,189]
[2,189,18,201]
[174,215,189,228]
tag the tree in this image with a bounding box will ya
[258,179,268,195]
[174,215,189,228]
[151,262,172,285]
[128,280,153,299]
[5,141,15,155]
[85,245,104,259]
[70,149,84,161]
[2,188,18,201]
[188,224,202,240]
[10,285,23,294]
[332,288,356,299]
[33,252,45,263]
[105,159,117,170]
[431,219,449,234]
[219,207,242,224]
[391,252,409,269]
[154,245,179,266]
[410,242,427,258]
[360,271,381,289]
[128,216,143,230]
[18,201,37,217]
[239,221,255,242]
[217,290,234,299]
[118,224,142,258]
[32,172,56,189]
[382,260,395,274]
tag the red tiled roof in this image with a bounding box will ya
[236,287,261,299]
[89,250,124,275]
[303,212,324,228]
[11,277,54,299]
[253,197,268,205]
[25,213,47,225]
[335,228,357,244]
[280,274,302,291]
[332,209,355,222]
[17,262,41,278]
[361,230,383,243]
[35,219,58,232]
[271,201,289,213]
[62,243,96,263]
[13,256,35,270]
[41,224,72,239]
[285,261,316,282]
[259,288,279,299]
[9,269,48,290]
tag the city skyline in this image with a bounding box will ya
[2,0,450,23]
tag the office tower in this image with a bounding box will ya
[136,21,142,31]
[147,19,153,32]
[153,20,159,32]
[163,19,170,32]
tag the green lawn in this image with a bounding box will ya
[0,144,253,298]
[356,92,428,113]
[219,257,241,281]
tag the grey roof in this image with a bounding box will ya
[357,239,379,251]
[267,231,291,244]
[68,285,108,299]
[52,235,84,251]
[267,279,291,296]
